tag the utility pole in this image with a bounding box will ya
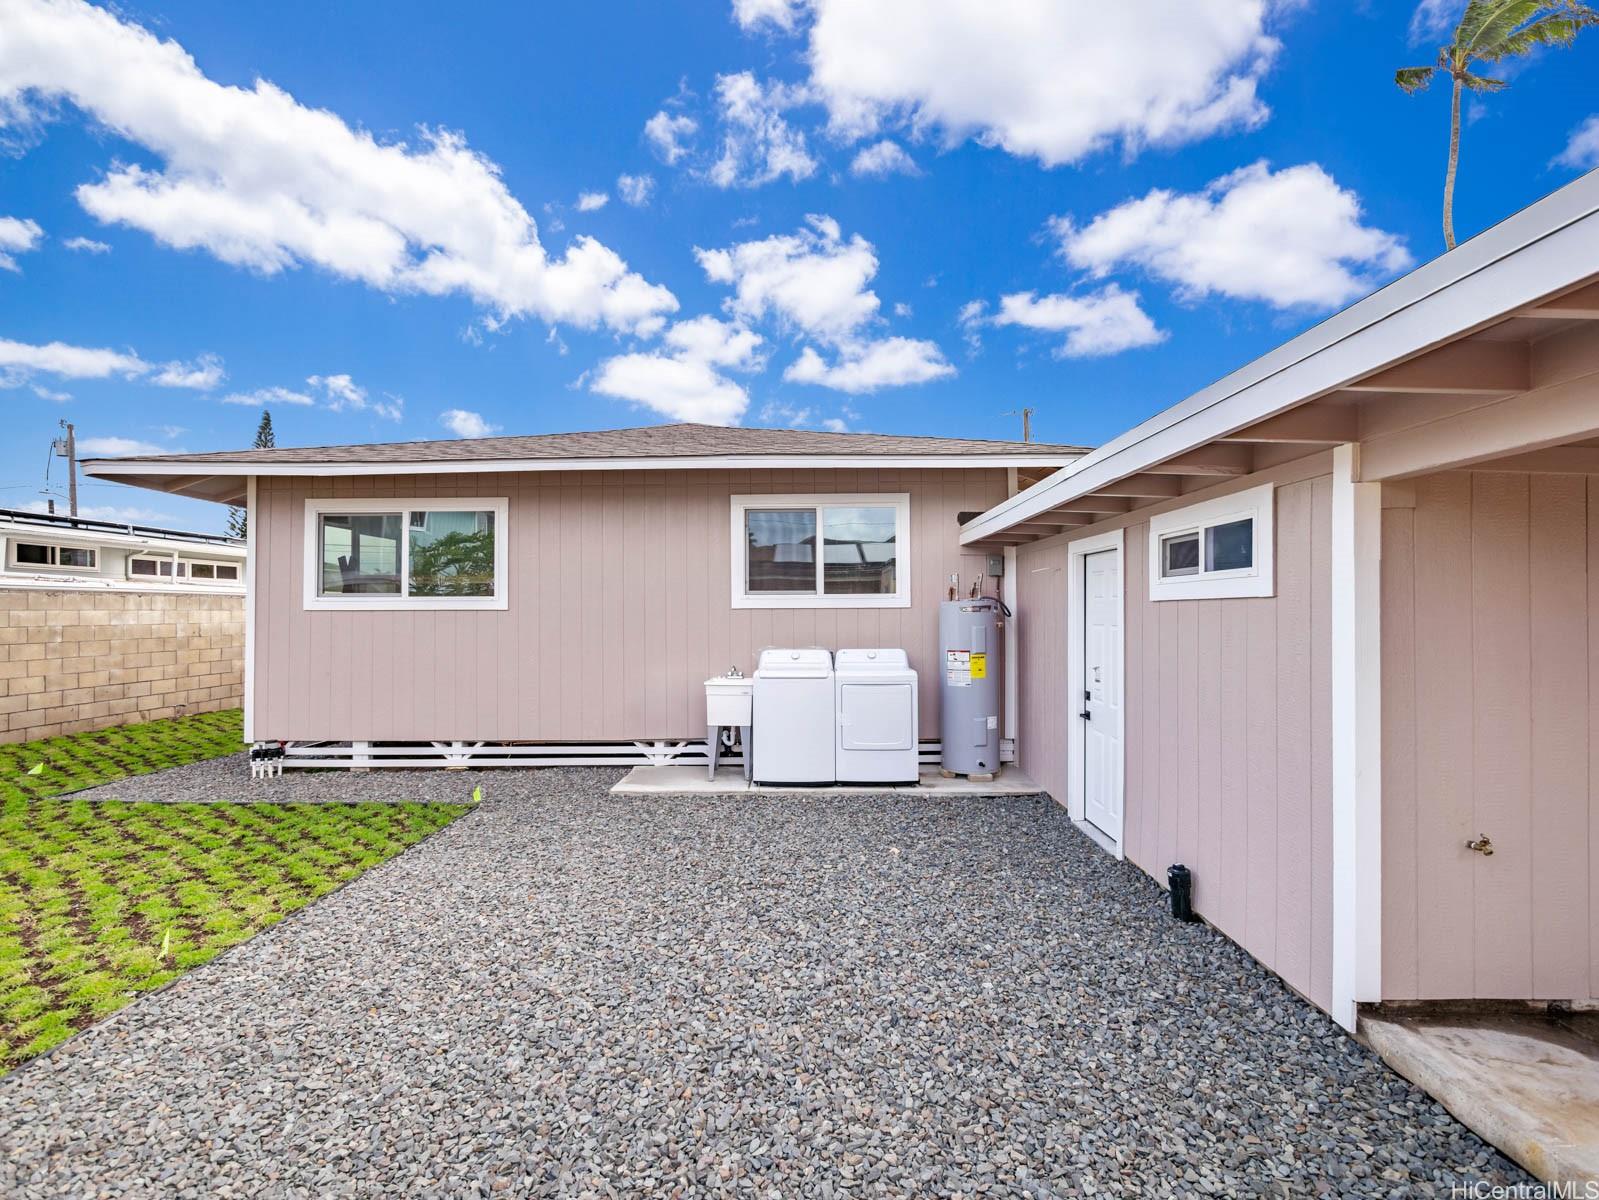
[1004,407,1034,443]
[52,420,78,516]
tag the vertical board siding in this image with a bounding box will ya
[1016,475,1333,1008]
[1383,470,1597,1001]
[252,469,1006,740]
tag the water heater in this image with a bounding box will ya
[939,597,1003,776]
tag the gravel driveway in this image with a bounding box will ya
[2,768,1524,1197]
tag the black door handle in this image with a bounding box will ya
[1079,710,1091,720]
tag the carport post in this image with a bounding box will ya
[1331,443,1382,1033]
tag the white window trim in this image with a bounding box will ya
[1146,482,1274,601]
[730,492,911,610]
[7,538,98,573]
[302,496,509,612]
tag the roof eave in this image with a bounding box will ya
[83,449,1088,501]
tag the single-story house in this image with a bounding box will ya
[957,167,1599,1033]
[0,507,245,742]
[84,426,1086,764]
[86,166,1599,1045]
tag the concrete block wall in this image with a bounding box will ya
[0,588,244,743]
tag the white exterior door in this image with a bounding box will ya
[1082,549,1124,840]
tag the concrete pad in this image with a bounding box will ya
[610,764,1040,796]
[1362,1012,1599,1186]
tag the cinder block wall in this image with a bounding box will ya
[0,589,244,743]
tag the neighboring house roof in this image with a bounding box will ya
[83,423,1089,506]
[959,167,1599,546]
[0,507,244,554]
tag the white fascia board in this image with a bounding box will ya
[83,452,1084,483]
[960,171,1599,545]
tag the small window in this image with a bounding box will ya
[304,498,508,610]
[1147,483,1274,602]
[1205,519,1253,573]
[130,558,158,577]
[732,494,910,609]
[1159,532,1200,578]
[190,562,215,580]
[10,542,96,571]
[215,564,239,581]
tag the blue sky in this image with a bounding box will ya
[2,0,1596,532]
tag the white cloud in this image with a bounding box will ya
[62,235,110,253]
[308,373,403,421]
[1556,115,1599,171]
[440,408,500,438]
[1409,0,1462,42]
[32,384,71,402]
[732,0,803,32]
[892,302,912,318]
[1,0,676,334]
[645,110,699,165]
[820,416,848,433]
[975,286,1168,358]
[696,214,879,345]
[0,215,44,271]
[707,72,818,188]
[784,337,954,393]
[789,0,1278,167]
[697,215,955,394]
[76,435,173,456]
[1055,161,1411,310]
[220,385,314,407]
[591,315,763,425]
[591,353,751,425]
[662,314,766,369]
[150,352,224,390]
[0,336,146,379]
[759,400,815,426]
[849,139,920,178]
[617,173,655,207]
[576,191,609,212]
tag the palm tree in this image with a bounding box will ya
[1397,0,1597,250]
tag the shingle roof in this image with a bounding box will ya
[84,422,1088,466]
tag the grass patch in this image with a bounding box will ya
[0,711,469,1075]
[0,708,245,804]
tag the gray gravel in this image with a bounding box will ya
[3,768,1526,1197]
[68,751,489,804]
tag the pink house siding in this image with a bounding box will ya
[250,467,1006,742]
[1380,470,1598,1002]
[1015,461,1335,1011]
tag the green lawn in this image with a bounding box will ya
[0,710,469,1074]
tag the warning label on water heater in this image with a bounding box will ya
[945,650,970,686]
[970,652,987,680]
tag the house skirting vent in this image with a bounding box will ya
[262,738,1014,771]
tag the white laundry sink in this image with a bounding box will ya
[704,675,753,726]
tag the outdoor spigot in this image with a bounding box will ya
[1465,834,1494,856]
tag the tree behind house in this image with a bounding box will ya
[1396,0,1597,251]
[226,410,275,539]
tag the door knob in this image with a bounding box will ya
[1079,710,1092,721]
[1465,834,1494,857]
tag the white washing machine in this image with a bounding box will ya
[753,648,835,784]
[834,649,919,784]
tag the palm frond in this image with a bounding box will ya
[1480,10,1599,57]
[1455,0,1522,47]
[1395,65,1437,92]
[1468,0,1596,55]
[1459,70,1511,90]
